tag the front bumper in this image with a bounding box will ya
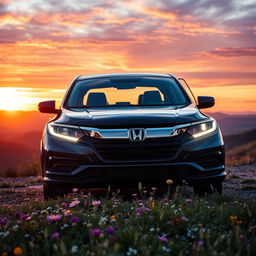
[41,126,226,188]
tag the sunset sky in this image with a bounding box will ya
[0,0,255,112]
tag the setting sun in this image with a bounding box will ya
[0,87,32,111]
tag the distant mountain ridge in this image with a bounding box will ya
[224,128,256,151]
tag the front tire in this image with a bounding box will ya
[43,184,57,200]
[193,181,222,196]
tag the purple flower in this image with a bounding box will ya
[14,211,22,218]
[47,215,62,223]
[1,217,7,226]
[105,226,116,234]
[90,228,101,236]
[51,232,60,239]
[197,240,204,246]
[180,216,189,222]
[132,193,137,197]
[72,188,79,193]
[70,216,80,223]
[158,236,168,243]
[135,207,151,213]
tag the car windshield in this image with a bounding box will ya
[66,77,190,108]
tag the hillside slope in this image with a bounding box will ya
[224,128,256,151]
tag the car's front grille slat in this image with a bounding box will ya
[93,138,181,161]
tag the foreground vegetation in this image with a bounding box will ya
[0,188,255,256]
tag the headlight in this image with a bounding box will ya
[187,119,217,138]
[48,124,85,142]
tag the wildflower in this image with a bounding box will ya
[166,179,173,184]
[185,199,192,203]
[72,188,79,193]
[135,206,151,213]
[105,226,116,234]
[1,217,7,226]
[60,223,69,230]
[127,247,138,255]
[51,232,60,239]
[64,210,72,216]
[69,200,80,208]
[70,216,80,223]
[91,200,101,206]
[132,193,137,197]
[110,215,116,220]
[13,247,23,255]
[12,225,19,231]
[14,211,22,218]
[151,187,157,191]
[229,216,238,221]
[162,245,171,252]
[180,216,189,222]
[20,214,30,220]
[61,202,69,207]
[71,245,78,254]
[47,214,61,223]
[197,240,204,246]
[90,228,101,236]
[158,236,168,243]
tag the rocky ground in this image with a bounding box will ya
[0,165,255,206]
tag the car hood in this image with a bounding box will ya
[55,105,208,128]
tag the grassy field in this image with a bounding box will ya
[0,188,255,256]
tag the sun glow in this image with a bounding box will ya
[0,87,32,111]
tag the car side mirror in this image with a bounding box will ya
[197,96,215,109]
[38,100,59,114]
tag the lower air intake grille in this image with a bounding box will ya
[93,138,181,161]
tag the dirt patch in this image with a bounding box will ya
[0,165,255,206]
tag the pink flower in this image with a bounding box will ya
[158,236,168,243]
[132,193,137,197]
[91,200,101,206]
[51,232,60,239]
[47,215,62,223]
[90,228,101,236]
[185,199,192,203]
[180,216,189,222]
[69,200,80,208]
[72,188,79,193]
[61,202,69,207]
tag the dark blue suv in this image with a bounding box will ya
[39,73,226,199]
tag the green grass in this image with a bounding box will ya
[0,191,255,256]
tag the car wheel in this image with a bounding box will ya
[193,181,222,196]
[43,184,57,200]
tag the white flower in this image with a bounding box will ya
[71,245,78,254]
[12,225,19,231]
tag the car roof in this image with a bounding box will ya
[77,73,174,80]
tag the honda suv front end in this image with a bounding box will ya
[39,73,226,199]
